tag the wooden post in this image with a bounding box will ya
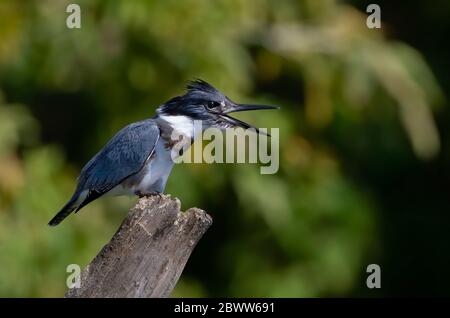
[65,194,212,298]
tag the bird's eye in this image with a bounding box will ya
[206,101,221,110]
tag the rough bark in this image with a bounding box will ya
[65,194,212,298]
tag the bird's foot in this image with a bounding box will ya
[135,191,163,198]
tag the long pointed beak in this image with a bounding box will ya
[220,103,279,136]
[224,104,279,114]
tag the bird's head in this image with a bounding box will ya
[157,79,278,135]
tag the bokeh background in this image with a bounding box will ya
[0,0,449,297]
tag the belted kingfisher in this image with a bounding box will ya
[48,79,277,226]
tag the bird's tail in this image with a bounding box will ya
[48,194,81,226]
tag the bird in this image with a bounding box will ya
[48,79,277,226]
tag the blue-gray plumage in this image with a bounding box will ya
[48,79,277,226]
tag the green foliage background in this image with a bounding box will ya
[0,0,449,297]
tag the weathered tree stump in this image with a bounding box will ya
[65,194,212,298]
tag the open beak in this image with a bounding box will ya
[220,104,279,136]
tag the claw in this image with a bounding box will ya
[135,191,162,198]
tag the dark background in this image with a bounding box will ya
[350,0,450,296]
